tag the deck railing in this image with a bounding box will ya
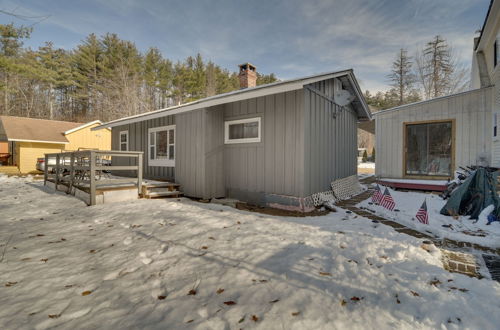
[43,150,143,205]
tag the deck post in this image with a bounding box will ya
[55,154,60,190]
[89,151,96,206]
[68,153,75,194]
[44,154,48,186]
[137,152,143,197]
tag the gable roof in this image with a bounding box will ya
[94,69,371,130]
[0,116,84,144]
[63,120,104,135]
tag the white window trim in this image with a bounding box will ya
[224,117,261,144]
[119,130,129,151]
[148,125,175,167]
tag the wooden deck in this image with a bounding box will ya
[378,179,447,192]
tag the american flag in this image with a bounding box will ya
[380,188,395,211]
[416,199,429,224]
[372,184,383,204]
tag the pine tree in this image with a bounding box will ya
[387,48,418,105]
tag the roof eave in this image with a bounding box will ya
[8,138,69,144]
[93,69,356,130]
[64,120,104,135]
[346,71,372,121]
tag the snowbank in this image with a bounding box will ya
[1,177,500,329]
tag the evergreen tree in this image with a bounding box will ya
[387,48,418,105]
[0,23,279,121]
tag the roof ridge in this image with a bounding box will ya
[0,115,84,125]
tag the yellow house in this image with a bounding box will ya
[0,116,111,173]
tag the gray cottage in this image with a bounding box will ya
[95,64,371,211]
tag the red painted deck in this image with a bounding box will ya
[377,179,447,192]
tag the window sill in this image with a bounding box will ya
[224,138,261,144]
[149,160,175,167]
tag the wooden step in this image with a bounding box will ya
[143,182,180,189]
[146,190,183,198]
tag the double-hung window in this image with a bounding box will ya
[224,117,261,144]
[119,131,128,151]
[148,125,175,167]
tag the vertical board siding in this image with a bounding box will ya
[491,68,500,166]
[204,105,225,198]
[223,90,306,198]
[175,109,206,197]
[111,116,175,180]
[375,87,494,178]
[303,78,358,196]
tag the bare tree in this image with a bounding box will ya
[415,35,469,99]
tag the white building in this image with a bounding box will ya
[375,0,499,181]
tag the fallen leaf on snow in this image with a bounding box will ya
[238,316,245,323]
[188,289,197,295]
[81,290,92,296]
[410,291,420,297]
[429,279,441,286]
[40,258,48,263]
[269,299,280,303]
[340,299,347,306]
[5,281,18,287]
[216,288,224,294]
[89,250,96,253]
[48,314,60,319]
[319,272,332,276]
[223,301,236,306]
[157,295,166,300]
[350,296,362,302]
[291,311,300,316]
[251,315,259,322]
[201,246,208,250]
[186,319,194,323]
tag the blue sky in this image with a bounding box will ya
[1,0,491,92]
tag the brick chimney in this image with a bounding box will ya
[238,63,257,89]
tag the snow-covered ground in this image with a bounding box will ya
[357,186,500,248]
[1,175,500,329]
[358,162,375,169]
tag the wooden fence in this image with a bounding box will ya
[43,150,143,205]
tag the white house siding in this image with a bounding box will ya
[375,87,494,179]
[493,68,500,166]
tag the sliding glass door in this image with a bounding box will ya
[405,120,453,177]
